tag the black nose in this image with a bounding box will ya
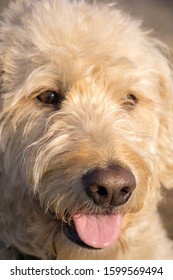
[83,165,136,207]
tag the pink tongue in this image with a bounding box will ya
[73,214,122,249]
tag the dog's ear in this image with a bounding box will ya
[157,53,173,189]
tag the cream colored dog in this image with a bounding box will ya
[0,0,173,260]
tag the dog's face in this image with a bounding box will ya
[0,0,173,259]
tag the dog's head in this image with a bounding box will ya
[0,0,173,259]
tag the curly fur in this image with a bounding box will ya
[0,0,173,259]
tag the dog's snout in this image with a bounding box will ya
[83,165,136,207]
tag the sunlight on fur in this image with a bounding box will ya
[0,0,173,260]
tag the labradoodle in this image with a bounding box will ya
[0,0,173,260]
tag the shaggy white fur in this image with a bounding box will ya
[0,0,173,259]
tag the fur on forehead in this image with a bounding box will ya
[0,0,171,92]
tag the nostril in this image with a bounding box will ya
[119,186,133,204]
[97,186,108,197]
[120,187,130,195]
[86,184,108,203]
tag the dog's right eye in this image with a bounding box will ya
[122,93,138,111]
[37,91,65,108]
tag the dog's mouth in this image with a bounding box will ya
[63,213,122,249]
[32,196,122,249]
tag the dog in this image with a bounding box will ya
[0,0,173,260]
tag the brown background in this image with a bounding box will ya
[0,0,173,239]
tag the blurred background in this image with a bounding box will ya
[0,0,173,239]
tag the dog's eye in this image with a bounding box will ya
[123,93,138,110]
[37,91,64,108]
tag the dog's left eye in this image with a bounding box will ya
[37,91,65,108]
[122,93,138,110]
